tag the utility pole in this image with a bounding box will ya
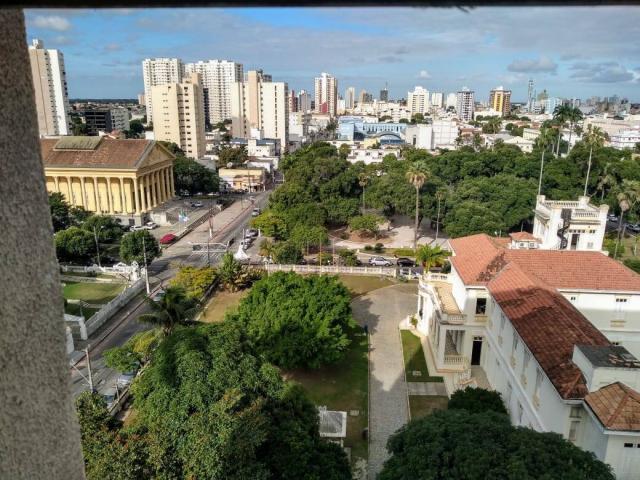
[85,347,94,392]
[93,226,101,268]
[142,234,150,294]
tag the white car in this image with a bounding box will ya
[130,225,146,232]
[151,289,165,303]
[240,238,253,249]
[245,229,258,238]
[145,221,158,230]
[368,256,392,267]
[102,388,118,410]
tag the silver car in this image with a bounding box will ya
[368,256,392,267]
[116,371,137,389]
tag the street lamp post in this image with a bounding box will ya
[142,233,150,294]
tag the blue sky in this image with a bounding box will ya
[25,7,640,102]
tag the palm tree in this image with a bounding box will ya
[552,104,571,155]
[416,244,450,272]
[582,125,607,196]
[596,163,616,201]
[138,286,198,336]
[536,127,555,196]
[405,162,430,251]
[358,172,369,213]
[259,239,275,259]
[565,106,583,152]
[218,252,245,292]
[434,189,446,242]
[614,180,640,258]
[483,116,502,134]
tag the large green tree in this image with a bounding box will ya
[119,230,160,266]
[173,156,219,194]
[138,286,198,336]
[55,226,96,261]
[448,387,507,414]
[82,215,124,243]
[380,410,614,480]
[230,272,354,369]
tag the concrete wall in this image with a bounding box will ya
[0,11,85,479]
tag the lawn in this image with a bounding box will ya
[409,395,448,420]
[400,330,443,383]
[286,326,369,465]
[200,289,250,323]
[62,281,125,318]
[337,274,396,297]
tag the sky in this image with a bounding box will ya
[24,7,640,102]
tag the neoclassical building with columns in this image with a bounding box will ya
[41,136,175,226]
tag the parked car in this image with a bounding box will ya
[368,256,392,267]
[102,388,118,410]
[240,238,253,249]
[129,225,146,232]
[245,228,258,238]
[608,214,619,222]
[627,223,640,233]
[160,233,177,245]
[191,201,203,208]
[396,257,416,268]
[116,370,137,389]
[251,208,261,217]
[145,221,158,230]
[151,289,165,303]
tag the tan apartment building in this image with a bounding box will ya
[142,57,183,123]
[151,72,206,159]
[28,39,71,137]
[230,70,288,151]
[489,86,512,117]
[42,136,175,226]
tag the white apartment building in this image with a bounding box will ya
[289,111,310,138]
[446,92,457,109]
[298,90,311,114]
[314,72,338,117]
[142,58,183,123]
[407,86,430,115]
[151,72,206,159]
[610,129,640,150]
[346,147,400,165]
[405,124,434,149]
[230,70,289,151]
[184,60,243,125]
[522,127,541,142]
[28,39,71,136]
[415,196,640,480]
[432,119,459,148]
[345,87,356,110]
[430,91,444,109]
[456,88,475,121]
[585,117,640,139]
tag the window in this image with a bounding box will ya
[475,298,487,315]
[568,421,580,442]
[512,335,519,355]
[624,443,634,448]
[500,313,506,331]
[570,406,582,418]
[517,402,524,424]
[534,368,543,397]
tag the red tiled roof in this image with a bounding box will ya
[585,382,640,431]
[488,263,611,399]
[509,231,539,242]
[450,233,640,292]
[41,137,157,169]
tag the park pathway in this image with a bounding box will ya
[352,283,417,478]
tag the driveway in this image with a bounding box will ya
[352,283,417,478]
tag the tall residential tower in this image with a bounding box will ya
[314,72,338,116]
[142,58,183,123]
[456,87,475,121]
[489,86,512,117]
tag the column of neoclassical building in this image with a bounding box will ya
[45,166,174,215]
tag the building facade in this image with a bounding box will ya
[489,86,512,117]
[456,88,475,121]
[298,89,311,114]
[430,92,444,109]
[184,60,243,125]
[28,39,71,137]
[142,57,183,123]
[407,86,430,115]
[379,87,389,102]
[81,108,130,136]
[610,129,640,150]
[42,136,175,225]
[345,87,356,110]
[230,70,289,150]
[151,72,206,159]
[314,72,338,117]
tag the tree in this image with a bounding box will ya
[597,163,617,201]
[536,127,556,195]
[349,214,385,239]
[380,410,614,480]
[250,210,288,239]
[170,266,218,299]
[119,230,160,266]
[82,215,123,243]
[218,146,248,168]
[358,172,369,213]
[614,180,640,258]
[445,201,504,238]
[55,226,96,262]
[128,119,144,137]
[289,224,329,253]
[104,329,161,372]
[49,192,71,231]
[472,132,483,151]
[138,286,198,336]
[230,272,354,368]
[217,252,245,292]
[411,113,425,124]
[104,344,141,373]
[173,156,219,195]
[635,142,640,154]
[338,249,359,266]
[71,116,89,136]
[405,162,430,250]
[448,387,507,414]
[259,238,276,259]
[338,143,350,160]
[565,105,583,152]
[582,124,607,196]
[273,241,304,264]
[415,244,450,271]
[481,116,501,134]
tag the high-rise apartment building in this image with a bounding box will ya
[142,58,183,123]
[407,86,430,115]
[489,86,512,117]
[151,72,206,159]
[81,108,130,135]
[298,90,311,113]
[184,60,243,125]
[231,70,289,150]
[288,89,298,113]
[314,72,338,116]
[456,87,475,121]
[430,92,444,109]
[345,87,356,110]
[358,90,373,104]
[28,39,71,137]
[380,85,389,102]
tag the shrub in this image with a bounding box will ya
[338,249,359,266]
[624,258,640,274]
[374,242,384,253]
[393,248,415,257]
[364,244,373,251]
[448,387,507,415]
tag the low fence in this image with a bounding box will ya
[60,262,139,282]
[263,264,398,277]
[60,274,127,284]
[84,278,145,337]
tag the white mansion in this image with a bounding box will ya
[416,195,640,479]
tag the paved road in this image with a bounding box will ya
[70,191,270,398]
[351,283,417,478]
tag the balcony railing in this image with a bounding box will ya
[424,272,451,282]
[474,314,488,323]
[444,354,468,366]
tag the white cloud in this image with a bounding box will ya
[507,56,557,74]
[418,70,431,79]
[570,62,636,83]
[32,15,71,32]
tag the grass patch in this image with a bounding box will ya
[62,281,125,318]
[337,274,395,297]
[400,330,443,383]
[409,395,448,420]
[64,302,99,319]
[286,326,369,464]
[200,289,250,323]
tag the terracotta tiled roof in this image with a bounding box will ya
[41,137,157,169]
[585,382,640,431]
[450,233,640,292]
[488,263,611,399]
[509,231,539,242]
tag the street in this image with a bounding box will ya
[70,191,270,399]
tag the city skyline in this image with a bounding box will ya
[25,7,640,102]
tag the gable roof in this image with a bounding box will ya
[487,263,611,400]
[40,137,165,169]
[585,382,640,431]
[509,231,539,242]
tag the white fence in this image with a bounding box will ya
[84,278,145,337]
[60,262,140,282]
[263,264,397,277]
